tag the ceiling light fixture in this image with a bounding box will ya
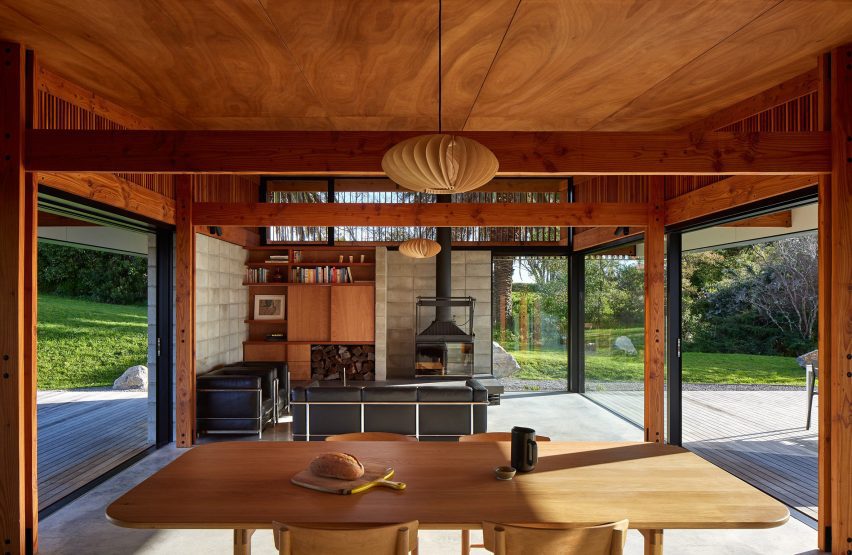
[399,237,442,259]
[381,0,498,194]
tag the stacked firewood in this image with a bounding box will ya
[310,345,376,381]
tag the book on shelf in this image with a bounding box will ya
[290,265,355,284]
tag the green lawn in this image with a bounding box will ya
[510,348,805,385]
[37,295,148,390]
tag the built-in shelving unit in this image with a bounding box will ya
[243,246,376,379]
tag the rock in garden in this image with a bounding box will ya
[113,365,148,390]
[614,336,637,356]
[492,341,521,378]
[796,350,818,368]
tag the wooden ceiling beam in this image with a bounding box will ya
[665,174,817,227]
[25,130,830,175]
[679,69,820,134]
[573,226,643,252]
[721,211,792,228]
[193,202,647,228]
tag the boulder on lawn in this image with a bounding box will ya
[613,336,637,356]
[796,350,818,369]
[113,365,148,391]
[492,341,521,378]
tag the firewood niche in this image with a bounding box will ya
[311,344,376,381]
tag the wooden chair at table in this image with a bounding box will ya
[458,432,552,442]
[481,520,629,555]
[458,432,551,554]
[325,431,417,442]
[272,520,419,555]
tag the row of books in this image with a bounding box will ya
[246,268,282,283]
[291,266,354,284]
[265,254,289,264]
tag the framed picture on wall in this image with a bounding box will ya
[254,294,286,320]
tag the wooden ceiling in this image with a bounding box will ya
[2,0,851,131]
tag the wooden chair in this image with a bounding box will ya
[458,432,552,442]
[481,520,629,555]
[459,431,550,553]
[325,432,417,442]
[272,521,419,555]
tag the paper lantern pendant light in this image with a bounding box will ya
[398,238,442,259]
[382,134,499,194]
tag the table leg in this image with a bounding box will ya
[233,528,255,555]
[460,529,471,555]
[641,529,663,555]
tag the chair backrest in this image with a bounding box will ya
[272,521,419,555]
[459,432,552,442]
[325,432,417,442]
[482,520,628,555]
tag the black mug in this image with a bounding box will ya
[511,426,538,472]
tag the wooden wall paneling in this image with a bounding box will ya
[330,287,375,343]
[679,69,819,134]
[37,171,176,224]
[25,129,831,176]
[175,175,195,448]
[644,176,665,445]
[195,226,260,248]
[829,43,852,555]
[572,226,643,253]
[287,287,331,342]
[816,51,832,553]
[665,174,818,227]
[0,39,27,555]
[195,202,648,228]
[23,48,39,553]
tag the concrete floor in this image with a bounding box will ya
[39,392,822,554]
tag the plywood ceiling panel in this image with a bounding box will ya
[0,0,850,131]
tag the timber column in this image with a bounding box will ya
[175,175,196,447]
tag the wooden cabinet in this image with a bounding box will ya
[287,286,330,341]
[330,286,375,342]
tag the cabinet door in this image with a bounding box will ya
[330,286,375,342]
[287,286,330,341]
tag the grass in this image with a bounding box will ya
[37,295,148,390]
[510,347,805,385]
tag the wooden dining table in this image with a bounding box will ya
[106,441,789,555]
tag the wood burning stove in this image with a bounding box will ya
[414,296,475,378]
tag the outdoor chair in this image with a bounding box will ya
[481,519,629,555]
[272,520,419,555]
[325,432,417,442]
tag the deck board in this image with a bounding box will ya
[37,390,150,510]
[584,389,818,520]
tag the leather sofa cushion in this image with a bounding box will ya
[214,367,276,399]
[418,386,472,402]
[362,387,418,402]
[307,387,363,402]
[197,375,261,391]
[466,379,489,402]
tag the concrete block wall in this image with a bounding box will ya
[195,234,249,374]
[379,250,492,379]
[374,247,388,380]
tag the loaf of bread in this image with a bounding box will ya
[310,452,365,480]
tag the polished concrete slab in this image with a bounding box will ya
[39,393,822,554]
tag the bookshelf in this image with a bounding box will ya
[243,246,376,378]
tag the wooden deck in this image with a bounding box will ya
[584,389,818,520]
[37,390,150,510]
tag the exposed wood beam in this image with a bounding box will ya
[0,40,27,555]
[175,176,195,448]
[36,172,176,225]
[269,177,567,193]
[679,69,819,134]
[37,67,155,130]
[25,130,830,175]
[829,43,852,555]
[644,176,665,445]
[195,226,260,248]
[721,211,792,228]
[665,174,817,227]
[573,226,643,252]
[816,51,832,554]
[193,202,648,228]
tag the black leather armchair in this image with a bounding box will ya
[221,361,290,418]
[196,365,277,438]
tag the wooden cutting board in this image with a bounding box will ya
[291,462,406,495]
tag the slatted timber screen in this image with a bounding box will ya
[667,92,818,199]
[575,176,648,203]
[36,90,176,198]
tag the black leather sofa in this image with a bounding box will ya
[290,380,488,441]
[195,362,289,438]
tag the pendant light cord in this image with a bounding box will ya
[438,0,442,134]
